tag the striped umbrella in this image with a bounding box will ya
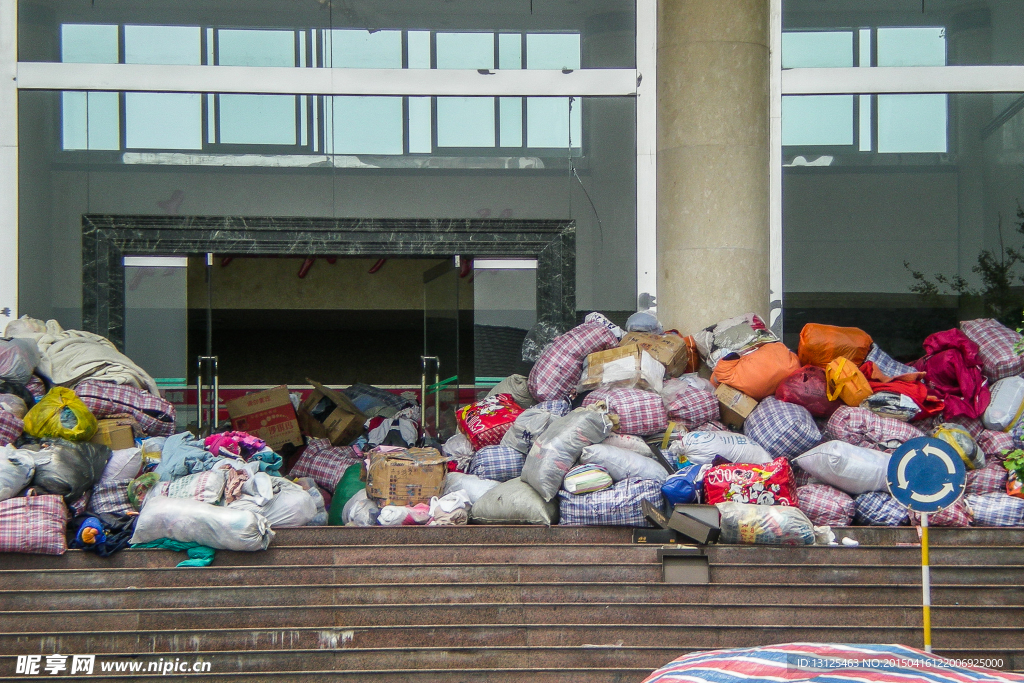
[644,643,1023,683]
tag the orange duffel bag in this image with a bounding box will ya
[711,342,801,400]
[798,323,873,368]
[825,357,874,407]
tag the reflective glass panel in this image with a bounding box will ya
[219,95,297,146]
[408,30,431,69]
[877,94,948,153]
[126,93,203,150]
[330,96,404,155]
[408,97,432,153]
[436,33,494,69]
[782,95,854,146]
[62,91,120,150]
[526,34,581,69]
[124,25,201,65]
[437,97,495,147]
[60,24,118,63]
[527,97,582,148]
[498,34,523,69]
[877,27,946,67]
[329,29,402,68]
[217,29,295,67]
[781,31,853,68]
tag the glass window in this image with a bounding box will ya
[436,33,494,70]
[781,31,853,68]
[526,34,581,70]
[329,30,402,68]
[437,97,495,147]
[217,29,295,67]
[219,95,297,146]
[125,93,202,150]
[408,97,432,153]
[877,94,948,153]
[124,25,201,65]
[877,27,946,67]
[408,31,431,69]
[782,95,854,147]
[499,97,524,147]
[62,91,120,150]
[498,34,523,69]
[61,24,118,64]
[330,96,404,155]
[782,93,1020,357]
[527,97,582,149]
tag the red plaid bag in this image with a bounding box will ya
[583,387,668,436]
[704,457,798,506]
[661,379,719,428]
[0,495,68,555]
[528,322,619,401]
[966,460,1009,496]
[908,499,972,527]
[25,375,46,401]
[960,318,1024,381]
[287,438,363,492]
[75,380,176,437]
[0,410,23,446]
[456,394,524,450]
[826,406,924,452]
[68,492,91,517]
[976,429,1013,461]
[796,484,854,526]
[693,420,730,432]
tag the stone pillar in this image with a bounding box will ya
[657,0,771,334]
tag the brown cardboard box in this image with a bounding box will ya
[620,332,690,377]
[226,385,303,451]
[366,447,447,506]
[89,417,136,451]
[714,383,758,429]
[581,344,664,392]
[298,379,367,447]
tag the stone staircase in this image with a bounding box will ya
[0,525,1022,681]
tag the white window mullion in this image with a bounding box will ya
[0,0,17,326]
[635,0,657,311]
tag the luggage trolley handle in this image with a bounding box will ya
[196,355,219,433]
[420,355,440,439]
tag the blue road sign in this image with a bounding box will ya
[887,436,967,513]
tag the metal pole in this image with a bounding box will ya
[922,512,932,653]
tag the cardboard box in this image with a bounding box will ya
[620,332,691,377]
[714,383,758,429]
[580,344,664,392]
[643,500,721,545]
[226,385,303,451]
[366,447,447,506]
[297,379,367,447]
[89,417,136,451]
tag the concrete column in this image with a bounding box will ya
[657,0,771,333]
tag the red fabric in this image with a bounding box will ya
[912,329,991,420]
[774,365,843,418]
[703,457,798,506]
[860,361,945,420]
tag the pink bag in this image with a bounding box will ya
[528,323,619,402]
[583,387,668,436]
[826,406,924,453]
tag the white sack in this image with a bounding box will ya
[983,376,1024,431]
[579,443,669,482]
[670,431,772,466]
[793,440,891,495]
[130,495,274,551]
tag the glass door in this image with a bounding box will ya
[122,256,190,429]
[422,257,461,441]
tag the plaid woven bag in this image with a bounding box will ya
[583,388,667,436]
[662,383,719,429]
[288,438,363,492]
[468,445,526,483]
[90,479,134,515]
[854,492,909,526]
[966,460,1009,496]
[0,410,23,446]
[0,495,68,555]
[960,318,1024,381]
[744,397,821,460]
[965,493,1024,526]
[908,500,972,528]
[75,380,176,437]
[865,344,917,378]
[557,477,663,527]
[827,406,924,452]
[796,484,854,526]
[977,429,1013,460]
[528,322,619,402]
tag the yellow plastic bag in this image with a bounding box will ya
[825,357,873,407]
[23,387,98,442]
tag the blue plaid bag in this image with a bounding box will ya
[866,344,917,378]
[965,493,1024,526]
[468,445,526,483]
[558,477,663,527]
[744,396,821,460]
[854,491,909,526]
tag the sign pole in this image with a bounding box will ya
[921,511,932,653]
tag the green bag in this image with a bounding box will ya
[327,463,366,526]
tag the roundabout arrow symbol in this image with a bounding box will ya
[897,449,914,490]
[910,482,955,503]
[922,444,956,473]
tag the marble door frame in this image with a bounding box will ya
[82,215,576,350]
